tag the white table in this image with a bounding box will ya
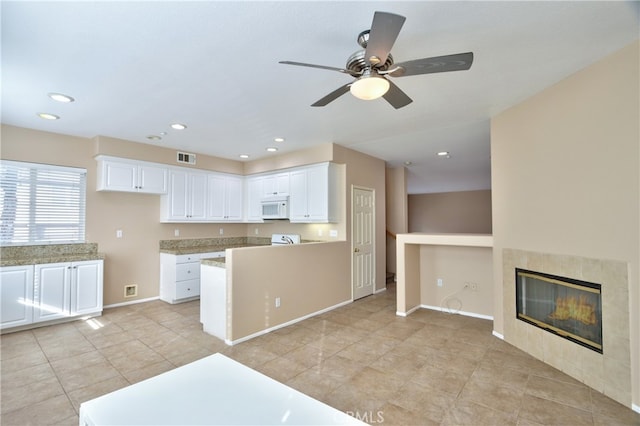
[79,353,364,425]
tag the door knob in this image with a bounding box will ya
[354,248,360,252]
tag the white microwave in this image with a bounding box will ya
[261,196,289,219]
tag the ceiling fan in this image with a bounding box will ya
[280,11,473,109]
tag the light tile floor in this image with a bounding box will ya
[1,283,638,425]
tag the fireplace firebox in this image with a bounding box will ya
[515,268,602,353]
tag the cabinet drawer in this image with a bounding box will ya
[176,254,200,264]
[176,262,200,281]
[176,280,200,299]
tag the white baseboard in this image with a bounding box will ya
[492,330,504,340]
[374,286,387,294]
[421,304,494,321]
[227,299,353,346]
[396,304,421,317]
[632,403,639,414]
[104,296,160,309]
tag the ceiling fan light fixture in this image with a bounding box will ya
[350,71,390,101]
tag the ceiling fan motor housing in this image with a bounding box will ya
[346,49,394,75]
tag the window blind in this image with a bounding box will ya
[0,160,87,245]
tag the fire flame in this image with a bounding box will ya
[548,295,597,325]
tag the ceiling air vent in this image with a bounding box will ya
[177,151,196,165]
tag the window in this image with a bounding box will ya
[0,160,87,245]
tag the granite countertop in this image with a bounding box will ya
[0,243,105,267]
[201,257,226,268]
[159,237,271,255]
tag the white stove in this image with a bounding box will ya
[271,233,301,245]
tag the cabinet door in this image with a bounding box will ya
[225,176,243,221]
[246,176,264,222]
[263,172,290,196]
[33,263,70,323]
[306,165,329,221]
[188,173,208,220]
[101,161,137,192]
[289,169,309,221]
[71,260,103,316]
[138,164,167,194]
[0,265,34,329]
[206,175,226,220]
[166,170,189,219]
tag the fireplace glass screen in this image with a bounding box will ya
[515,268,602,353]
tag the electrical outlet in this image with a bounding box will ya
[219,228,224,235]
[470,283,478,291]
[116,229,123,238]
[437,278,443,287]
[275,297,281,308]
[318,228,323,237]
[174,229,180,237]
[254,228,259,235]
[329,230,338,237]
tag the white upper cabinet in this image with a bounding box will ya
[161,169,208,222]
[262,172,290,197]
[206,174,243,222]
[245,175,265,222]
[289,163,339,223]
[96,156,167,194]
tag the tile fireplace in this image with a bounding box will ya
[503,249,631,408]
[515,268,602,353]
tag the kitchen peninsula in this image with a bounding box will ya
[200,240,352,345]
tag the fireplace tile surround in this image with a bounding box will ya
[503,249,631,408]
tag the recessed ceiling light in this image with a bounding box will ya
[404,161,412,166]
[239,154,250,159]
[48,93,74,103]
[159,132,167,136]
[147,135,162,141]
[37,112,59,120]
[274,137,285,143]
[266,147,278,152]
[437,151,450,157]
[171,123,187,130]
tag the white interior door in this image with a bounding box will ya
[352,187,375,300]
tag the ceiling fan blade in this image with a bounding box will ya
[390,52,474,77]
[365,11,406,66]
[383,80,412,109]
[311,83,351,107]
[279,61,355,75]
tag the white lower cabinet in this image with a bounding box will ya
[0,260,103,331]
[0,265,34,329]
[34,260,104,323]
[160,251,224,304]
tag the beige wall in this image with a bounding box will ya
[1,125,386,305]
[492,41,639,408]
[385,167,408,275]
[409,190,492,234]
[333,145,387,292]
[420,246,493,318]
